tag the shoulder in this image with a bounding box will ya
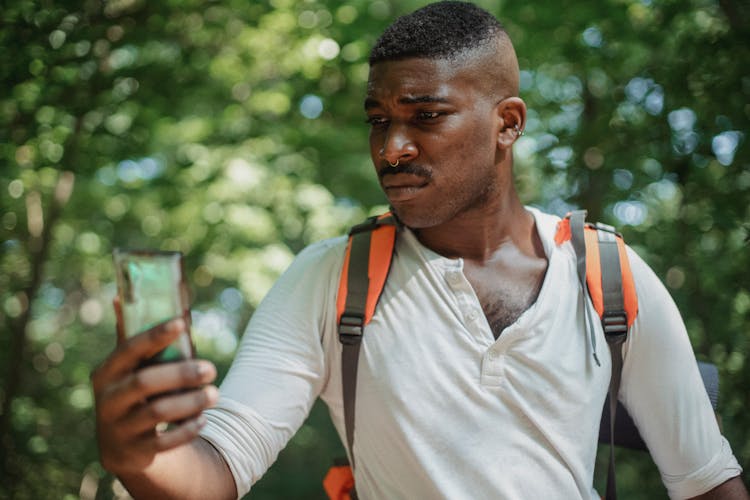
[619,240,687,358]
[524,205,565,258]
[283,235,349,278]
[622,244,669,302]
[293,235,349,268]
[261,235,349,303]
[524,205,561,235]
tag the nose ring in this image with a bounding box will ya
[379,148,400,168]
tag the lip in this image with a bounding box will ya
[381,173,429,202]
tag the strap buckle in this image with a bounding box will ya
[339,313,364,344]
[602,310,628,340]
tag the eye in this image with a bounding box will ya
[416,111,442,121]
[365,116,389,127]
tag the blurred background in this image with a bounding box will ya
[1,0,748,498]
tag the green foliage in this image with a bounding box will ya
[1,0,748,498]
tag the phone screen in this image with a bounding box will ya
[113,249,194,364]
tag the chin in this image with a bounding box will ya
[391,204,448,230]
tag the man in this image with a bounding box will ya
[92,2,747,498]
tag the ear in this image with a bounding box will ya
[495,97,527,150]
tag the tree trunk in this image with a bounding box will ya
[0,172,75,477]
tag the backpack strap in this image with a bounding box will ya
[336,212,398,470]
[555,209,638,500]
[323,462,355,500]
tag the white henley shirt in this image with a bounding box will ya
[200,207,741,499]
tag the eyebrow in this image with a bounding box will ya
[364,95,451,110]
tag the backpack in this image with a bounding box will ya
[324,210,716,500]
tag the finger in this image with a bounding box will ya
[124,385,219,437]
[98,361,217,421]
[152,414,208,452]
[109,414,208,470]
[92,318,187,389]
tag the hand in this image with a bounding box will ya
[91,299,219,476]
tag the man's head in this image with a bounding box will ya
[369,1,519,98]
[364,2,525,230]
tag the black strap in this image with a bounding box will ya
[595,223,628,500]
[339,214,398,477]
[340,229,373,470]
[569,210,601,366]
[568,211,628,500]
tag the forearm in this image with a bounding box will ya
[689,475,749,500]
[118,437,237,500]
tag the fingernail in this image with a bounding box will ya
[188,415,206,433]
[205,385,220,405]
[196,362,215,379]
[195,414,207,429]
[168,318,185,332]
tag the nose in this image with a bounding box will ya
[378,125,418,166]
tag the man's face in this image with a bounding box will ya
[365,57,502,229]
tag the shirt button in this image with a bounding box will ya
[488,350,497,360]
[466,309,479,321]
[447,271,462,285]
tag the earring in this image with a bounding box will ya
[514,124,524,137]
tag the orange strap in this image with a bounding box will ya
[334,212,398,478]
[323,465,354,500]
[583,226,637,327]
[336,213,397,326]
[555,216,638,327]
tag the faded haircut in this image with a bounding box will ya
[369,1,508,64]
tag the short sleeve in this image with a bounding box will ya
[619,247,742,498]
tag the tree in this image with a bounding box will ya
[1,0,747,497]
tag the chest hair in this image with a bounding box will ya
[480,286,541,339]
[466,264,547,339]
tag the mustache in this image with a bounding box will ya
[378,163,432,180]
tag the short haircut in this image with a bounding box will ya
[369,1,507,64]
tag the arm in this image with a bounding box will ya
[619,249,745,498]
[91,317,235,499]
[98,238,344,497]
[689,476,749,499]
[115,437,236,500]
[190,238,345,496]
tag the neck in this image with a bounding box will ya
[412,187,540,263]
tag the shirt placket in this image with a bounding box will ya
[442,262,508,386]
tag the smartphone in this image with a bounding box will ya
[113,248,194,365]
